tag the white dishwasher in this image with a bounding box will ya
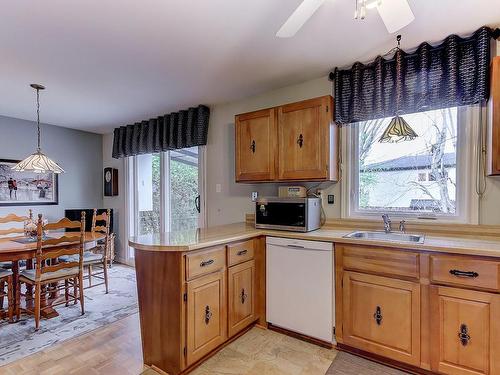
[266,236,334,343]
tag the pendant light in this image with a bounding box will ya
[12,84,65,174]
[378,35,418,143]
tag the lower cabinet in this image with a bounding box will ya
[430,286,500,375]
[186,271,227,365]
[228,260,255,337]
[342,271,421,366]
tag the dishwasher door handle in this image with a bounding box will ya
[286,244,305,249]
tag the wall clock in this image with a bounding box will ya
[104,167,118,197]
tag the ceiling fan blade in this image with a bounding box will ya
[276,0,326,38]
[376,0,415,33]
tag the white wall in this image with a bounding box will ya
[102,133,126,261]
[0,115,102,222]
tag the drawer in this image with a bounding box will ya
[227,239,254,266]
[430,255,500,291]
[341,245,419,279]
[186,247,226,281]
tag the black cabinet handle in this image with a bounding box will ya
[205,305,212,324]
[237,249,247,256]
[373,306,383,325]
[200,259,214,267]
[297,134,304,148]
[250,140,256,153]
[458,324,471,346]
[449,269,479,278]
[241,288,248,304]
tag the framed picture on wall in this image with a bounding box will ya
[0,159,59,206]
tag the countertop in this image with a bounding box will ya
[129,222,500,258]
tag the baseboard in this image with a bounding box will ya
[267,323,334,349]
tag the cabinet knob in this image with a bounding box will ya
[237,249,247,256]
[373,306,383,325]
[241,288,248,304]
[204,305,212,324]
[297,134,304,148]
[458,324,471,346]
[250,140,256,153]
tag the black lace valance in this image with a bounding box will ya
[331,26,498,124]
[112,105,210,158]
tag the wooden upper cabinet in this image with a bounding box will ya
[430,286,500,375]
[487,56,500,176]
[235,108,277,182]
[234,95,338,182]
[278,96,336,181]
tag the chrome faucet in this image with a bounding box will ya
[382,214,392,233]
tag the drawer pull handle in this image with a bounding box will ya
[373,306,383,325]
[237,249,248,256]
[200,259,214,267]
[458,324,471,346]
[241,288,248,304]
[286,244,305,249]
[205,305,212,324]
[449,269,479,278]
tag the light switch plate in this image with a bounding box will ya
[251,192,258,201]
[216,184,222,193]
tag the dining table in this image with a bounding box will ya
[0,232,105,321]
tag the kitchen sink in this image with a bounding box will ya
[343,231,425,244]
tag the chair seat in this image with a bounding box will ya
[20,267,79,282]
[0,269,13,279]
[59,251,103,264]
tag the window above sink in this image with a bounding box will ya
[341,105,480,224]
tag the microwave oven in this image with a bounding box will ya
[255,197,321,232]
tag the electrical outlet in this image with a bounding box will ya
[251,192,258,201]
[328,195,334,204]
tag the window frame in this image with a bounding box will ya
[341,106,479,224]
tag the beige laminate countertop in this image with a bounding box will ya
[129,222,500,258]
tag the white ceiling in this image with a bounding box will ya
[0,0,499,134]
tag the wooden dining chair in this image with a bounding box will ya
[0,269,14,323]
[59,209,110,293]
[0,212,29,270]
[18,212,86,330]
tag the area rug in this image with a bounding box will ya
[326,352,410,374]
[0,264,138,366]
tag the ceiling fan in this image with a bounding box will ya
[276,0,415,38]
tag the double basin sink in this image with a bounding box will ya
[343,230,425,244]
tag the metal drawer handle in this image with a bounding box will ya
[200,259,214,267]
[241,288,248,304]
[449,269,479,278]
[458,324,471,346]
[204,305,212,324]
[237,249,247,256]
[286,244,305,249]
[373,306,383,325]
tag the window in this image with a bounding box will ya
[125,147,206,261]
[343,106,478,222]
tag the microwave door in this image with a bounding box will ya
[256,202,306,228]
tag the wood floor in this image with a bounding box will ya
[0,314,144,375]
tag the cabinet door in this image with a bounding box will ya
[277,96,332,180]
[235,108,277,182]
[342,271,421,366]
[228,260,255,337]
[186,271,226,365]
[430,286,500,375]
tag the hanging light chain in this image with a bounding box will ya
[36,87,41,151]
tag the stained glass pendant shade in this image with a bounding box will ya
[12,84,65,174]
[379,115,418,143]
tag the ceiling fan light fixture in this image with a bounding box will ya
[365,0,382,9]
[276,0,326,38]
[378,115,418,143]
